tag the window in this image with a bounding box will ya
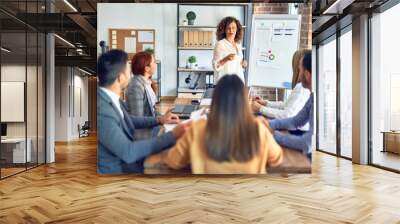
[0,1,47,179]
[339,28,352,158]
[317,37,337,154]
[370,2,400,171]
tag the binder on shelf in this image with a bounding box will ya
[193,31,199,47]
[203,31,208,47]
[208,31,213,47]
[198,31,203,47]
[183,31,189,47]
[188,31,194,47]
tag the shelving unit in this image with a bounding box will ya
[178,47,246,50]
[176,3,251,95]
[178,25,247,29]
[177,67,214,72]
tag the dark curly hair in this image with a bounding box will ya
[216,17,243,43]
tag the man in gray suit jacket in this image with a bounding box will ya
[97,49,190,174]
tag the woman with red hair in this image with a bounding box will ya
[126,51,160,140]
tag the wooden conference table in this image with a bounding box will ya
[144,98,311,174]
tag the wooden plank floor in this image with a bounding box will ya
[0,134,400,223]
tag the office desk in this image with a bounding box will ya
[144,147,311,174]
[382,131,400,154]
[1,138,32,164]
[144,98,311,174]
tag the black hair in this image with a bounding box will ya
[303,51,312,74]
[97,49,128,87]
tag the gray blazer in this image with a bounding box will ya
[97,87,175,174]
[126,75,158,139]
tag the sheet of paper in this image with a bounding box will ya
[138,31,154,42]
[163,119,192,133]
[125,37,136,53]
[131,31,136,36]
[112,30,117,35]
[200,99,211,106]
[163,124,176,133]
[190,108,208,121]
[112,34,117,40]
[112,39,117,45]
[111,44,117,49]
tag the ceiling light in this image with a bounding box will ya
[322,0,355,15]
[63,0,78,12]
[54,34,75,48]
[1,47,11,53]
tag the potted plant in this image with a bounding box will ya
[144,48,154,55]
[186,11,196,25]
[188,56,197,69]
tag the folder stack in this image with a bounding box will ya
[183,31,189,47]
[182,31,214,48]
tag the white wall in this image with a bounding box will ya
[1,64,46,164]
[97,3,246,96]
[55,66,68,141]
[98,3,177,96]
[72,73,89,138]
[54,67,89,141]
[1,65,40,137]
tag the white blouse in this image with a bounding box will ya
[144,79,158,107]
[212,38,244,83]
[260,82,311,131]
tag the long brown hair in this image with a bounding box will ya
[291,49,307,89]
[216,16,243,43]
[205,75,260,162]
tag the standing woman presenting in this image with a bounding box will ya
[213,16,247,83]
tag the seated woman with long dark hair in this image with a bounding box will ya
[161,75,283,174]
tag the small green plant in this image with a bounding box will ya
[186,11,196,20]
[188,56,197,64]
[144,48,154,55]
[186,11,196,25]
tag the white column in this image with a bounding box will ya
[46,33,55,163]
[45,0,55,163]
[352,14,369,164]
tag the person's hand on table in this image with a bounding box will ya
[158,108,180,124]
[256,98,267,106]
[251,101,263,113]
[172,120,192,139]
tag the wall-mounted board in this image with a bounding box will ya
[248,14,301,88]
[109,28,156,59]
[1,81,25,122]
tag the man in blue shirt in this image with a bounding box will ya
[268,51,313,160]
[97,49,191,174]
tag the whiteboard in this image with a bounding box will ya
[248,15,301,88]
[1,82,25,122]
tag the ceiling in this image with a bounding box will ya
[0,0,307,73]
[312,0,391,43]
